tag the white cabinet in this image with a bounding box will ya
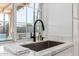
[73,18,79,56]
[73,3,79,56]
[54,47,73,56]
[73,3,79,18]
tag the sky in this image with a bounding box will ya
[17,3,38,24]
[17,5,33,24]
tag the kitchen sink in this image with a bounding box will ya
[21,40,64,52]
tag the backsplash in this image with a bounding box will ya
[47,35,72,42]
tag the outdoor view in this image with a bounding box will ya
[0,13,9,41]
[0,3,39,41]
[17,3,39,40]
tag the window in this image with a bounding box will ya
[16,3,40,40]
[0,13,9,41]
[17,6,27,40]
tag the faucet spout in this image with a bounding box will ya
[30,19,45,42]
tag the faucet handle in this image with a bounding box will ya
[30,32,33,38]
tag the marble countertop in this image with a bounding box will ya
[0,39,73,56]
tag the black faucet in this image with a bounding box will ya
[30,19,45,42]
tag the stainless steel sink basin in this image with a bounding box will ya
[21,40,64,52]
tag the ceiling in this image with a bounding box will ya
[0,3,29,14]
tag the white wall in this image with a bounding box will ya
[42,3,72,42]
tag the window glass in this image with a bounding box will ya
[0,13,9,41]
[17,6,26,40]
[16,3,40,40]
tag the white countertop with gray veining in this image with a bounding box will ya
[0,39,73,56]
